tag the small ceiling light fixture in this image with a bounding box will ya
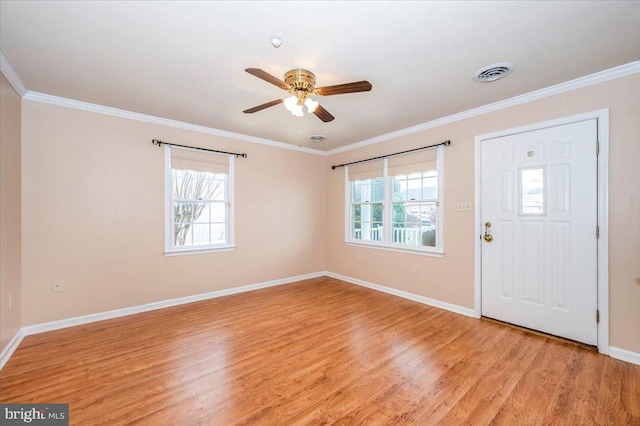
[270,37,282,48]
[474,62,514,82]
[309,135,326,143]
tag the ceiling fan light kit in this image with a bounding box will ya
[243,67,372,122]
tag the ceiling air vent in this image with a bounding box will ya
[474,62,514,83]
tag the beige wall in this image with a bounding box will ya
[326,74,640,354]
[12,72,640,356]
[20,101,327,325]
[0,73,22,352]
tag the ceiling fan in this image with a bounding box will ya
[243,68,372,122]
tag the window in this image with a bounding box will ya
[349,160,384,242]
[165,145,234,254]
[519,166,545,215]
[346,146,443,254]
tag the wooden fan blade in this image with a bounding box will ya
[243,99,283,114]
[245,68,290,90]
[313,104,335,122]
[316,80,372,96]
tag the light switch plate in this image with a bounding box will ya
[457,202,473,212]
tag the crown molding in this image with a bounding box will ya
[21,91,327,156]
[13,60,639,157]
[326,60,640,156]
[0,50,28,97]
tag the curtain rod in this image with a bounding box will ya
[331,140,450,170]
[152,139,247,158]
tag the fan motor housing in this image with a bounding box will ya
[285,69,316,93]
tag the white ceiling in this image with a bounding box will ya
[1,1,639,151]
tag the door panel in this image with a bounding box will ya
[481,119,598,345]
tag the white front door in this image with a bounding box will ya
[481,119,598,345]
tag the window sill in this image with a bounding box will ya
[344,241,444,258]
[164,246,235,257]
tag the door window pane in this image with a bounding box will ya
[520,167,545,215]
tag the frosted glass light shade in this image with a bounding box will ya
[304,98,319,113]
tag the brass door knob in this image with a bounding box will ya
[483,221,493,242]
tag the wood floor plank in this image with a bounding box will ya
[436,331,544,425]
[1,277,638,425]
[332,325,502,424]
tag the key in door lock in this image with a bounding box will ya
[483,222,493,242]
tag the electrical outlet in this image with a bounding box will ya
[239,260,244,268]
[52,280,63,293]
[355,255,360,263]
[457,202,473,212]
[415,265,421,275]
[8,293,13,309]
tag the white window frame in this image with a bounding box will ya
[344,146,444,257]
[164,145,235,256]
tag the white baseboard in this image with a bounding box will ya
[24,271,326,336]
[0,328,26,370]
[0,271,325,370]
[326,271,476,318]
[610,347,640,366]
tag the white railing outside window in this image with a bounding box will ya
[345,146,444,254]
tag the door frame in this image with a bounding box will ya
[473,109,609,354]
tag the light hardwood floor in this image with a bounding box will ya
[1,277,638,425]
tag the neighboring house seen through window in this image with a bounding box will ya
[346,146,443,254]
[165,145,234,254]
